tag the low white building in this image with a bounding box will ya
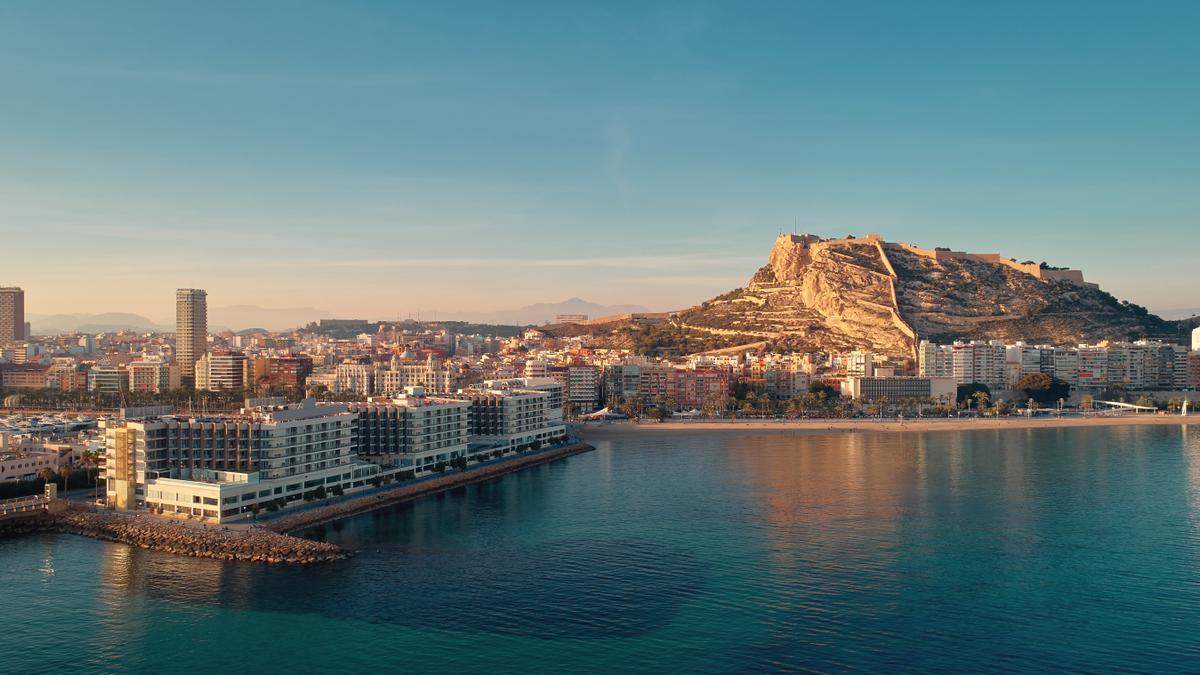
[103,399,378,523]
[844,376,957,402]
[0,450,59,481]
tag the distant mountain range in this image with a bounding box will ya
[444,298,650,326]
[27,300,643,334]
[1156,307,1200,320]
[28,313,170,335]
[29,305,333,334]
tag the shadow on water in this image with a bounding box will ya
[107,462,706,640]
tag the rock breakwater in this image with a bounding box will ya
[0,509,349,564]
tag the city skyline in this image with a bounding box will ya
[4,2,1199,317]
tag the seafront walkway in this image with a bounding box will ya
[262,440,595,534]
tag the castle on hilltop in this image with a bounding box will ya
[776,233,1091,287]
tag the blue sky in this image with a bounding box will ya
[2,1,1197,319]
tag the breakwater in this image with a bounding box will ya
[267,441,596,534]
[0,510,348,564]
[0,442,595,564]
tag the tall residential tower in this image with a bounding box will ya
[0,287,25,346]
[175,288,208,387]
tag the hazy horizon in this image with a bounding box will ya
[3,2,1197,317]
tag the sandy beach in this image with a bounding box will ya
[580,414,1197,435]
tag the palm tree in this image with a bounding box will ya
[80,449,100,493]
[58,465,74,492]
[972,390,990,411]
[37,467,56,486]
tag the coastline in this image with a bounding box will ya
[266,441,596,534]
[1,442,596,563]
[580,415,1197,435]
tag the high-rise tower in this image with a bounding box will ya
[0,287,25,346]
[176,288,208,388]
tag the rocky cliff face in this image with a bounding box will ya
[671,234,1174,359]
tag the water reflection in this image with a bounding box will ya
[18,424,1200,672]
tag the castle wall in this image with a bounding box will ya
[885,241,1086,285]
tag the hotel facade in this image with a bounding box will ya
[104,399,378,522]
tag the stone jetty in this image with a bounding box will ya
[0,509,349,565]
[267,441,596,534]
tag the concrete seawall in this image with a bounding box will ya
[0,442,596,564]
[267,442,596,534]
[0,509,349,564]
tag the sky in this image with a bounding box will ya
[1,1,1197,321]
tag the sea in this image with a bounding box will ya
[3,424,1200,672]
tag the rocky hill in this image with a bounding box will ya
[577,234,1177,358]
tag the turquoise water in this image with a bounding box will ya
[4,425,1200,672]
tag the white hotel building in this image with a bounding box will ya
[348,388,470,472]
[104,399,379,522]
[457,378,567,452]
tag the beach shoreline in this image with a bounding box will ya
[579,415,1196,435]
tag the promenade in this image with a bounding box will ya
[266,441,595,534]
[582,414,1195,435]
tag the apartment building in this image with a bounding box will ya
[671,368,729,411]
[375,357,459,394]
[248,355,314,392]
[0,363,49,389]
[128,360,173,394]
[1076,347,1108,390]
[603,364,642,401]
[103,399,376,522]
[763,362,810,399]
[88,365,129,393]
[636,364,673,404]
[195,349,248,392]
[567,365,601,412]
[918,341,954,378]
[844,376,957,402]
[453,383,566,452]
[844,351,874,377]
[334,362,373,396]
[0,287,24,346]
[951,341,1007,390]
[175,288,207,387]
[348,388,470,472]
[1052,348,1080,389]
